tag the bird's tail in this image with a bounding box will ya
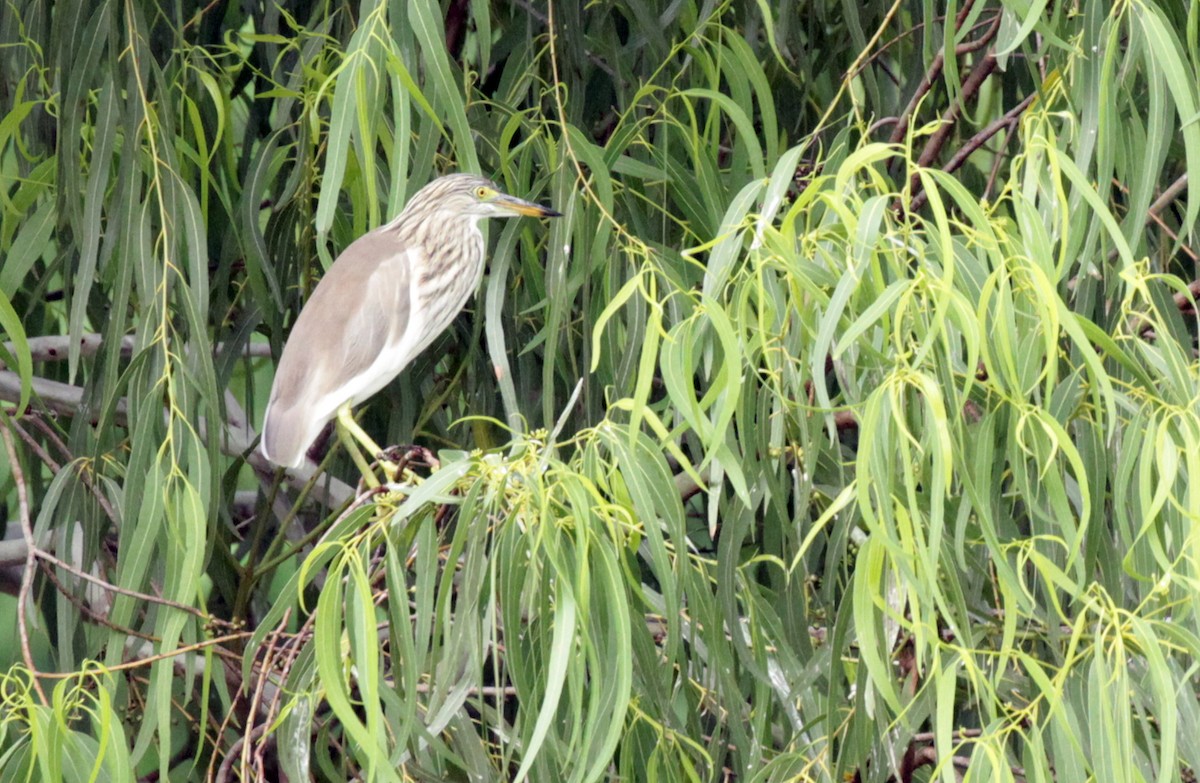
[260,402,323,469]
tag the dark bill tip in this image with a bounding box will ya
[497,193,563,218]
[510,202,562,218]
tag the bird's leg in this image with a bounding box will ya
[335,403,399,485]
[335,417,380,489]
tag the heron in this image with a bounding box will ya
[260,173,560,484]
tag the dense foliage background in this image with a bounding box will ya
[3,0,1200,780]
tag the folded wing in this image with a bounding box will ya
[260,230,413,468]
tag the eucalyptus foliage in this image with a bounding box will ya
[2,0,1199,781]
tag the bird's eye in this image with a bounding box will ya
[475,186,490,199]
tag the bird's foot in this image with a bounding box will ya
[380,444,440,476]
[372,485,408,508]
[347,457,397,494]
[376,455,401,484]
[360,446,436,510]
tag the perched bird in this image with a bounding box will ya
[260,173,560,479]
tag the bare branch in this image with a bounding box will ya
[0,419,47,704]
[908,89,1038,213]
[1,333,271,371]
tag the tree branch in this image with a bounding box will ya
[1,333,271,370]
[0,419,47,704]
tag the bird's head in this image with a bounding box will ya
[416,173,562,221]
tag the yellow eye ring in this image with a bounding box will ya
[475,186,489,198]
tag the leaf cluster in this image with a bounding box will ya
[1,1,1199,781]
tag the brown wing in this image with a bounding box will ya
[260,229,413,468]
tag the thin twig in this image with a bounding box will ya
[6,414,62,472]
[37,563,157,640]
[1147,172,1188,219]
[258,616,306,770]
[851,5,997,81]
[25,412,71,464]
[984,118,1019,201]
[215,723,269,783]
[909,89,1038,213]
[11,416,120,525]
[886,0,998,147]
[242,608,290,778]
[941,91,1038,176]
[909,54,999,180]
[34,548,216,620]
[2,420,48,704]
[35,631,254,678]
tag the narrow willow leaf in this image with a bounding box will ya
[67,80,118,382]
[701,179,764,297]
[625,286,661,446]
[315,4,383,237]
[1135,4,1200,233]
[0,295,32,414]
[679,89,765,180]
[314,549,403,782]
[851,536,904,717]
[0,198,54,299]
[408,0,478,172]
[590,271,644,373]
[512,580,576,782]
